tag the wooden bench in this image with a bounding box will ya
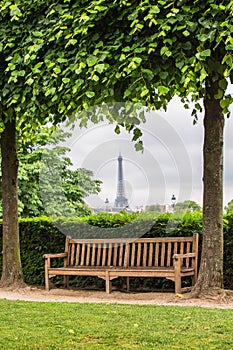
[43,233,198,294]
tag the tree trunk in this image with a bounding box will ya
[192,76,224,297]
[0,119,25,288]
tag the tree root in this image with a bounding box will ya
[183,287,233,304]
[0,280,27,291]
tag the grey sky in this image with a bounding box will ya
[62,92,233,210]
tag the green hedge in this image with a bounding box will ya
[0,211,232,289]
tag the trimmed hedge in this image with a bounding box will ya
[0,211,232,289]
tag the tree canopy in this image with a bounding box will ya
[174,200,202,213]
[0,127,101,218]
[225,199,233,213]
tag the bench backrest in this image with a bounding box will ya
[64,234,198,269]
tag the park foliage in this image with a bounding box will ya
[0,211,232,290]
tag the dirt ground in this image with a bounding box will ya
[1,286,233,308]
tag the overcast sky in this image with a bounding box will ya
[54,89,231,211]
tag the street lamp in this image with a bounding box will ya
[105,198,109,212]
[171,194,176,210]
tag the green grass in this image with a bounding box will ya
[0,300,233,349]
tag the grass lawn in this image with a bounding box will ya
[0,299,233,349]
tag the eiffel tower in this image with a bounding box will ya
[114,153,129,210]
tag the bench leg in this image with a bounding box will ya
[45,274,50,291]
[44,260,50,291]
[64,276,69,288]
[174,258,182,294]
[105,272,112,294]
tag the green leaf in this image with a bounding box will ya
[219,79,228,91]
[92,74,99,82]
[45,87,56,96]
[115,125,121,134]
[26,77,34,85]
[85,91,95,98]
[226,44,233,51]
[196,49,211,59]
[160,46,172,57]
[214,89,223,99]
[135,140,143,152]
[53,67,61,74]
[87,56,98,67]
[140,88,149,98]
[158,85,169,95]
[133,128,142,141]
[183,30,190,37]
[94,63,106,74]
[220,97,233,109]
[62,78,70,84]
[160,71,169,80]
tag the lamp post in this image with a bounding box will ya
[171,194,176,211]
[105,198,110,212]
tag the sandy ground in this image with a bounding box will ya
[0,286,233,308]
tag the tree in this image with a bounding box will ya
[174,201,202,213]
[225,199,233,213]
[0,127,101,217]
[145,203,166,213]
[1,1,232,295]
[0,1,106,287]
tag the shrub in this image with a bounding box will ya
[0,211,232,289]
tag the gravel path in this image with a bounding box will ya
[1,287,233,308]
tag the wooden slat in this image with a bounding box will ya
[186,242,191,267]
[174,242,178,254]
[143,243,147,267]
[97,244,102,266]
[70,243,75,266]
[180,242,184,255]
[119,244,124,267]
[131,237,194,243]
[179,242,184,266]
[86,244,91,265]
[80,244,86,266]
[102,244,107,266]
[107,243,112,266]
[124,243,129,267]
[91,243,96,266]
[75,243,81,266]
[137,243,141,267]
[148,242,153,267]
[167,242,172,267]
[161,242,165,267]
[70,237,194,244]
[131,243,136,267]
[155,242,159,266]
[113,244,118,266]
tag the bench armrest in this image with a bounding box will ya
[43,253,68,259]
[173,253,196,259]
